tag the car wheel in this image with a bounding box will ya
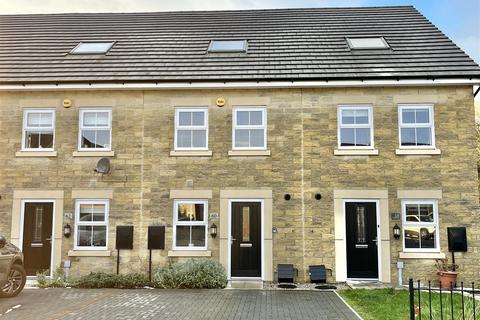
[0,264,26,298]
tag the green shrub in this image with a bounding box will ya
[153,259,227,289]
[36,267,68,288]
[73,272,149,289]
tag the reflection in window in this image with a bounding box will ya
[79,109,112,150]
[174,200,208,249]
[175,108,208,149]
[355,206,366,243]
[23,109,55,150]
[402,200,438,251]
[399,106,434,147]
[75,200,109,249]
[233,108,266,149]
[338,106,373,148]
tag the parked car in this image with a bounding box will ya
[0,235,26,297]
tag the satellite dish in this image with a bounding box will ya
[95,158,111,174]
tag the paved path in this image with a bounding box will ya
[0,288,360,320]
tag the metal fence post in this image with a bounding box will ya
[409,278,416,320]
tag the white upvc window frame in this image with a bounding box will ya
[174,108,209,151]
[78,108,112,151]
[337,105,374,149]
[401,199,440,253]
[232,107,267,150]
[74,199,109,251]
[398,104,436,149]
[172,199,208,251]
[22,109,55,151]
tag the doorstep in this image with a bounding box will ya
[228,279,264,289]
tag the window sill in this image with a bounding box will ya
[170,150,212,157]
[334,149,379,156]
[167,250,212,257]
[228,150,271,157]
[395,149,441,155]
[399,252,445,259]
[68,250,111,257]
[15,151,57,157]
[72,151,115,157]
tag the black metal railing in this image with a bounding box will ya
[409,278,478,320]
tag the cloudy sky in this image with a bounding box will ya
[0,0,479,63]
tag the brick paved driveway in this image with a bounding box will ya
[0,288,360,320]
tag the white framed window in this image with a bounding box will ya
[174,108,208,150]
[70,42,114,54]
[346,37,390,49]
[173,200,208,250]
[22,109,55,151]
[402,200,439,252]
[74,200,109,250]
[398,105,435,148]
[78,109,112,151]
[232,107,267,150]
[337,106,374,149]
[208,40,247,52]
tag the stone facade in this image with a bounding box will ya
[0,86,478,285]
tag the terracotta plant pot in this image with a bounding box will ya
[438,271,458,289]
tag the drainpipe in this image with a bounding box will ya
[397,261,404,287]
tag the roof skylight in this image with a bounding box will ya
[208,40,247,52]
[70,42,115,54]
[346,37,389,49]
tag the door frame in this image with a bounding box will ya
[227,199,264,281]
[343,199,382,281]
[19,199,56,278]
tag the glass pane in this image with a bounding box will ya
[79,203,105,222]
[32,207,43,243]
[420,226,436,249]
[27,112,41,127]
[78,226,92,247]
[341,110,355,124]
[405,204,419,222]
[192,130,206,148]
[210,40,245,51]
[355,128,371,146]
[349,38,388,48]
[242,207,250,242]
[92,226,107,247]
[419,204,434,222]
[177,203,204,222]
[235,129,249,147]
[191,112,205,126]
[39,132,54,148]
[26,132,40,148]
[236,111,249,125]
[355,109,369,124]
[178,112,191,126]
[356,206,366,243]
[83,112,97,126]
[416,109,429,123]
[401,128,416,146]
[95,130,110,148]
[39,113,53,127]
[416,128,431,146]
[175,226,206,247]
[96,112,110,126]
[177,130,192,148]
[250,111,263,125]
[81,130,97,148]
[404,227,420,249]
[250,129,264,147]
[72,42,113,54]
[402,109,416,124]
[340,128,355,146]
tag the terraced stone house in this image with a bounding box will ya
[0,6,479,287]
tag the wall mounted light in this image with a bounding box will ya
[64,223,72,238]
[210,223,217,238]
[393,224,401,240]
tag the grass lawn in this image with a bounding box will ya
[338,288,479,320]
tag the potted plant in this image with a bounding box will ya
[435,259,458,288]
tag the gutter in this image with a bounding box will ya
[474,86,480,98]
[0,78,479,91]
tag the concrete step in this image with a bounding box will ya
[228,280,264,289]
[25,278,38,288]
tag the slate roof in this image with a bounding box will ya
[0,6,479,84]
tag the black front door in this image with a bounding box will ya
[23,202,53,276]
[346,202,379,279]
[231,202,261,277]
